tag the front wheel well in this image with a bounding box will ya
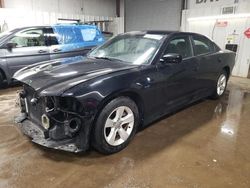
[117,92,144,121]
[94,91,144,127]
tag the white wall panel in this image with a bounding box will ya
[3,0,116,17]
[182,0,250,78]
[33,0,59,13]
[83,0,116,17]
[4,0,33,9]
[0,8,114,29]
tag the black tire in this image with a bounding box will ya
[0,72,5,88]
[210,70,228,99]
[91,97,139,154]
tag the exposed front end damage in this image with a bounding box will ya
[15,84,93,153]
[12,56,137,153]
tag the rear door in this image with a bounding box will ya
[47,26,100,60]
[4,27,50,76]
[191,34,220,91]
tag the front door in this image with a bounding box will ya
[4,28,50,76]
[157,35,200,111]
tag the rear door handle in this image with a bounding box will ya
[218,58,222,63]
[53,49,62,52]
[194,66,199,71]
[38,50,47,53]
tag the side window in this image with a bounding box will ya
[53,27,79,45]
[192,35,214,56]
[80,27,104,43]
[80,28,97,42]
[164,36,192,59]
[9,29,45,48]
[52,26,103,45]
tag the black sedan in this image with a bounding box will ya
[14,31,235,154]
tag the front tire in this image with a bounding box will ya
[211,70,228,99]
[92,97,139,154]
[0,72,5,88]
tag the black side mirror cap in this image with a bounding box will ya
[160,53,182,64]
[4,42,17,50]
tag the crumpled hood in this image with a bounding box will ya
[13,56,136,95]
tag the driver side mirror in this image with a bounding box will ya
[3,42,17,50]
[160,53,182,64]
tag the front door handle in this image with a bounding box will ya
[53,49,62,52]
[38,50,47,53]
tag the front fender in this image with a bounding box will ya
[60,70,144,150]
[62,69,144,121]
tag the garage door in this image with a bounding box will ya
[125,0,183,32]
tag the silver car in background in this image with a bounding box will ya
[0,24,105,87]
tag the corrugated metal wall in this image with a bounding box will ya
[1,0,119,34]
[0,8,115,31]
[125,0,183,31]
[3,0,116,17]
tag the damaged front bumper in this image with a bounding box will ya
[15,114,83,153]
[15,84,94,153]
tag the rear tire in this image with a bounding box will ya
[210,70,228,99]
[92,97,139,154]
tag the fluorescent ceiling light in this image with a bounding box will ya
[188,13,250,21]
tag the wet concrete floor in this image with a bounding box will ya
[0,78,250,188]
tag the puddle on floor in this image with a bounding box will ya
[0,84,249,188]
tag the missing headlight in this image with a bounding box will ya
[41,114,50,130]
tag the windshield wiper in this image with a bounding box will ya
[92,56,127,64]
[93,56,113,61]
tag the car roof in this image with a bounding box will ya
[11,24,98,31]
[144,30,178,35]
[125,30,203,36]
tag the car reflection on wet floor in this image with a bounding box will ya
[0,79,250,188]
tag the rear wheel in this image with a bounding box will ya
[211,70,228,99]
[92,97,139,154]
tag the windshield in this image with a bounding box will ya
[89,33,164,65]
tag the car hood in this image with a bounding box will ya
[13,56,137,96]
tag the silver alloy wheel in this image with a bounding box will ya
[217,74,227,96]
[104,106,135,146]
